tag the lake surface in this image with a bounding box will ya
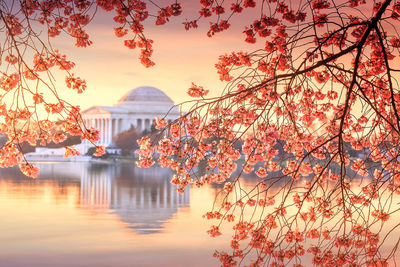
[0,162,232,267]
[2,162,400,266]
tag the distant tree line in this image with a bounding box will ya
[113,124,158,156]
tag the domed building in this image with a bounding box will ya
[79,86,180,153]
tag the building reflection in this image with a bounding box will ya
[80,164,114,209]
[0,162,190,235]
[79,163,190,234]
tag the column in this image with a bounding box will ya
[105,119,108,144]
[97,119,100,143]
[100,119,104,144]
[111,119,114,139]
[111,119,115,142]
[104,119,107,145]
[102,119,106,144]
[105,119,108,145]
[108,118,112,145]
[104,119,110,147]
[141,118,144,132]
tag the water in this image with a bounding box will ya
[2,162,400,266]
[0,162,229,267]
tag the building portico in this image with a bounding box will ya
[78,86,180,153]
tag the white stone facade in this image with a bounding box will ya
[79,86,180,153]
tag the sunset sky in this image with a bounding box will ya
[52,4,258,112]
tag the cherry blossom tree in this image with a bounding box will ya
[2,0,400,266]
[140,0,400,266]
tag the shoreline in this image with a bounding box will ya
[24,155,137,164]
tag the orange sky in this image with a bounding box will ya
[50,5,258,112]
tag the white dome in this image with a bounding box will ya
[118,86,174,105]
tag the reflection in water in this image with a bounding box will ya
[0,162,223,267]
[0,163,190,234]
[80,163,189,234]
[2,162,400,266]
[0,162,190,234]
